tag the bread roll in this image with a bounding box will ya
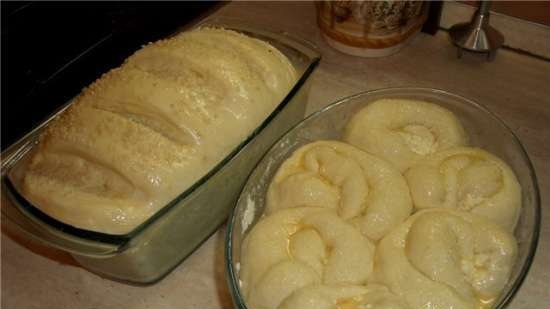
[266,140,412,241]
[279,284,410,309]
[405,147,522,232]
[373,209,517,309]
[21,27,297,234]
[240,207,375,309]
[344,99,468,172]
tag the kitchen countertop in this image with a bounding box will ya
[2,2,549,309]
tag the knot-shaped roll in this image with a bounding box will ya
[240,207,376,309]
[279,284,410,309]
[374,209,517,309]
[405,147,521,231]
[266,141,412,241]
[344,99,468,172]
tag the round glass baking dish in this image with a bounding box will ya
[225,87,540,309]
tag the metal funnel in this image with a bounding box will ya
[449,1,504,61]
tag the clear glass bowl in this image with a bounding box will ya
[0,17,321,284]
[226,87,540,309]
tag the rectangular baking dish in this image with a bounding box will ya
[0,17,320,284]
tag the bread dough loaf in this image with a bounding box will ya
[344,99,468,172]
[240,207,376,309]
[21,27,297,234]
[405,147,522,232]
[266,140,412,241]
[373,209,517,309]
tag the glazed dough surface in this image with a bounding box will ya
[266,140,412,241]
[405,147,522,231]
[344,99,468,172]
[373,209,517,309]
[279,284,410,309]
[240,207,376,309]
[239,99,522,309]
[21,27,297,234]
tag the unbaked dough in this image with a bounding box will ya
[373,209,517,309]
[21,27,297,234]
[266,140,412,241]
[405,147,522,231]
[344,99,468,172]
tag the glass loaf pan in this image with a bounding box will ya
[1,17,321,284]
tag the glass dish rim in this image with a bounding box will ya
[225,86,541,309]
[0,19,321,247]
